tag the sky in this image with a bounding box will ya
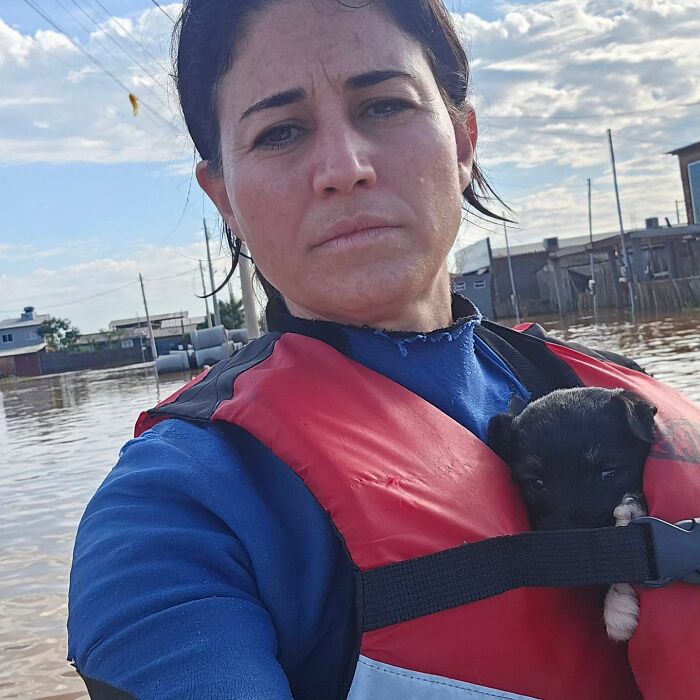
[1,0,699,332]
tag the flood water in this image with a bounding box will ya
[0,314,698,699]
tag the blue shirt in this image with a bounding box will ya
[68,309,529,699]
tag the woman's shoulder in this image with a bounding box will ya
[94,418,290,518]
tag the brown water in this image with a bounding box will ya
[0,315,698,699]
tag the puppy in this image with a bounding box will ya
[488,387,657,641]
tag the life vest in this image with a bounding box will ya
[135,323,700,700]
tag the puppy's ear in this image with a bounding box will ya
[614,390,658,444]
[488,413,517,462]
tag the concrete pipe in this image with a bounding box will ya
[191,325,227,351]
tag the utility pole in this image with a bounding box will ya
[203,217,221,327]
[607,128,636,324]
[502,214,521,324]
[138,273,158,361]
[675,200,682,225]
[239,241,260,339]
[199,260,212,328]
[587,179,598,324]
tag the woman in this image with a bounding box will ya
[68,1,700,699]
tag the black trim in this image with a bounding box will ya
[476,321,583,399]
[361,523,656,632]
[80,674,138,700]
[149,332,281,422]
[520,322,647,374]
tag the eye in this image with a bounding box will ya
[363,99,411,120]
[601,469,617,481]
[253,123,304,151]
[525,478,546,495]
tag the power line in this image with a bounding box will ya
[85,0,168,71]
[21,0,173,130]
[145,268,200,282]
[66,0,167,89]
[149,0,175,23]
[1,280,141,312]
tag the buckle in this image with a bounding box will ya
[632,516,700,588]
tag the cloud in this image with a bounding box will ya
[0,238,246,334]
[0,7,187,166]
[453,0,700,245]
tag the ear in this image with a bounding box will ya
[454,107,477,193]
[614,390,658,443]
[195,161,244,241]
[487,413,516,462]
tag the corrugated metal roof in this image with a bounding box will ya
[0,342,46,358]
[0,314,50,330]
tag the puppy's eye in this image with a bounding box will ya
[525,479,546,494]
[601,470,617,481]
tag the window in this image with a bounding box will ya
[474,280,486,289]
[1,333,14,343]
[689,160,700,224]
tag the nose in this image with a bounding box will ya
[311,120,377,197]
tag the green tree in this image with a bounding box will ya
[37,316,81,351]
[219,297,245,329]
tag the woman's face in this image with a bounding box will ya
[199,0,476,329]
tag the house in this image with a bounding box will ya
[0,306,48,377]
[669,141,700,225]
[458,220,700,319]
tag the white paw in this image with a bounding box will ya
[613,493,647,527]
[604,582,640,642]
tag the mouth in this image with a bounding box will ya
[315,216,399,250]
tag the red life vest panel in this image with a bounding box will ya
[136,329,700,699]
[518,327,700,699]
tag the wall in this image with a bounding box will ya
[675,144,700,225]
[0,323,43,351]
[39,347,146,375]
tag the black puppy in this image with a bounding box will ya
[488,387,658,642]
[488,387,657,531]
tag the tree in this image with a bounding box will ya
[219,297,245,329]
[37,316,81,351]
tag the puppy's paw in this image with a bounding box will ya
[604,582,640,642]
[613,492,647,526]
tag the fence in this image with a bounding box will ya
[39,346,148,375]
[575,275,700,317]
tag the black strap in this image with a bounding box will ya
[361,524,656,632]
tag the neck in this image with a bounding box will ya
[284,272,454,333]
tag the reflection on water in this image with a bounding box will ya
[0,365,192,699]
[0,315,698,698]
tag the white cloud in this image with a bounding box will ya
[0,238,245,334]
[0,6,187,166]
[453,0,700,245]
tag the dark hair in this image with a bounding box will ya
[174,0,506,298]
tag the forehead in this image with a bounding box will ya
[219,0,431,114]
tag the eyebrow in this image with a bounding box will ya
[239,69,413,121]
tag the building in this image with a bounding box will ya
[109,310,204,332]
[0,306,48,377]
[669,141,700,225]
[84,311,207,357]
[452,238,496,318]
[459,220,700,319]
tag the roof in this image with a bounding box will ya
[491,224,700,259]
[668,141,700,156]
[0,314,50,330]
[491,231,616,259]
[0,342,46,358]
[109,311,190,329]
